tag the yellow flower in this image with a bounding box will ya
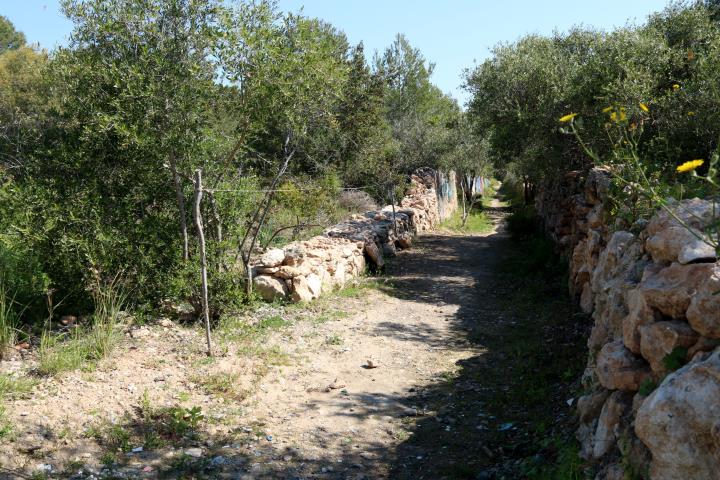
[559,113,578,123]
[687,111,696,116]
[610,109,627,123]
[639,103,649,112]
[676,159,704,173]
[602,106,614,113]
[672,84,681,90]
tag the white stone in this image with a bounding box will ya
[253,275,288,301]
[260,248,286,268]
[635,349,720,480]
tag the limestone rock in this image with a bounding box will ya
[593,391,632,459]
[632,392,647,416]
[646,226,716,264]
[570,238,590,294]
[596,340,651,391]
[364,241,384,267]
[275,266,302,279]
[585,167,611,205]
[306,273,322,298]
[588,231,644,349]
[623,288,657,354]
[255,266,279,275]
[587,204,604,229]
[678,238,716,264]
[577,389,611,423]
[635,349,720,480]
[260,248,286,268]
[580,283,593,313]
[639,321,699,373]
[351,252,366,273]
[646,198,716,236]
[640,262,715,319]
[687,264,720,338]
[331,262,347,286]
[688,337,720,359]
[283,246,306,266]
[253,275,288,301]
[397,234,412,249]
[290,276,313,303]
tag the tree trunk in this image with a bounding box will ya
[193,169,212,356]
[460,180,468,224]
[389,185,398,241]
[239,133,294,299]
[170,152,190,261]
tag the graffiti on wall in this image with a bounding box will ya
[435,170,458,221]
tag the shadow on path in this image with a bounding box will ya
[373,204,590,480]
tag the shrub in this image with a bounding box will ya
[507,205,539,239]
[465,2,720,205]
[337,190,378,213]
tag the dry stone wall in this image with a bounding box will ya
[537,169,720,479]
[251,169,457,303]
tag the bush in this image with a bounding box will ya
[0,177,51,324]
[337,190,378,213]
[466,2,720,200]
[507,205,539,239]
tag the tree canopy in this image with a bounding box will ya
[465,2,720,195]
[0,15,25,54]
[0,2,478,324]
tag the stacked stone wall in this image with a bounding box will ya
[251,169,458,303]
[537,169,720,479]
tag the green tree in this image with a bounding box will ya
[376,34,461,180]
[21,0,226,311]
[0,16,25,54]
[465,2,720,201]
[0,46,49,171]
[335,42,390,190]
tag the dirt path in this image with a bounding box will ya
[238,208,511,479]
[1,197,586,480]
[235,195,587,480]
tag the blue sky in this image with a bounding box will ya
[3,0,670,106]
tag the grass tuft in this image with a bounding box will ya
[0,373,36,400]
[440,208,493,234]
[192,371,248,401]
[38,280,126,375]
[0,283,20,358]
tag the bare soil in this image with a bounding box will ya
[0,199,588,480]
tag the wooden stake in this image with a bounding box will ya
[193,169,212,356]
